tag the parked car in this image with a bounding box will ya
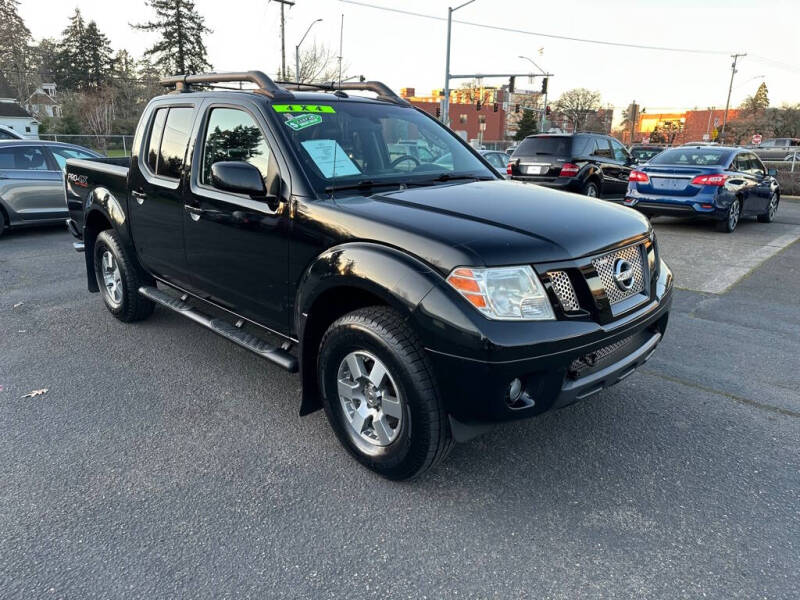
[0,140,101,237]
[0,124,24,140]
[505,144,518,155]
[65,71,672,480]
[629,144,666,163]
[783,151,800,162]
[479,149,510,172]
[753,138,800,161]
[623,146,780,233]
[508,133,635,198]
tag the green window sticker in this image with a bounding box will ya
[272,104,336,113]
[285,113,322,131]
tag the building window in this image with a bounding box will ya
[25,126,31,133]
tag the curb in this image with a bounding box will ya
[782,196,800,203]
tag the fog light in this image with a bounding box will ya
[506,378,535,410]
[508,378,523,402]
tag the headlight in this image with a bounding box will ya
[446,265,555,321]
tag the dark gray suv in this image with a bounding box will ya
[0,140,100,237]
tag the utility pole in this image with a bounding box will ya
[273,0,295,80]
[629,101,637,144]
[337,14,344,86]
[442,0,476,127]
[720,53,746,143]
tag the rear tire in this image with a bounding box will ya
[0,209,5,238]
[318,306,453,480]
[584,181,600,198]
[93,230,154,322]
[716,197,741,233]
[757,193,778,223]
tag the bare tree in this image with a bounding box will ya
[554,88,601,132]
[285,42,346,84]
[77,89,116,151]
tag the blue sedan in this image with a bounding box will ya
[622,146,780,233]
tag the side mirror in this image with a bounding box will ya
[768,168,778,177]
[210,161,266,196]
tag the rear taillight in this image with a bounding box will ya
[559,163,579,177]
[691,174,728,186]
[629,170,649,183]
[507,162,513,175]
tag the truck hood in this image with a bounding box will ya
[333,180,651,270]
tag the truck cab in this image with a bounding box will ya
[65,71,673,479]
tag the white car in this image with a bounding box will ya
[0,125,24,140]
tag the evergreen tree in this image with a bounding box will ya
[132,0,212,75]
[84,21,113,87]
[56,8,90,89]
[0,0,33,101]
[514,109,539,140]
[740,82,770,113]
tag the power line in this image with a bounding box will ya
[339,0,733,55]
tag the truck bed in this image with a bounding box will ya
[65,156,130,238]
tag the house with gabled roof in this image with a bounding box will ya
[0,75,39,139]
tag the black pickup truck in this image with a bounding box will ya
[65,71,673,479]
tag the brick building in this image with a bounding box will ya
[400,87,507,144]
[620,107,741,145]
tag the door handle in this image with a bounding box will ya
[185,205,205,222]
[131,190,146,205]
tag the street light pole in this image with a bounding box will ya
[519,55,548,131]
[720,53,746,143]
[295,18,323,84]
[442,0,476,127]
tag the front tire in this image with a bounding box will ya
[716,197,741,233]
[93,230,154,322]
[318,306,453,480]
[757,193,778,223]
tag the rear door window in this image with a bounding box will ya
[592,138,613,159]
[157,107,194,179]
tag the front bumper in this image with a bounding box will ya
[420,258,673,428]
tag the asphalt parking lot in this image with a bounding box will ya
[1,201,799,599]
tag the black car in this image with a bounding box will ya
[508,133,635,198]
[629,144,666,163]
[64,71,672,480]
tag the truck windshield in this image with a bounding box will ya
[271,100,495,194]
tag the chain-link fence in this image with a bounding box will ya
[38,134,135,157]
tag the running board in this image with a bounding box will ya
[138,286,298,373]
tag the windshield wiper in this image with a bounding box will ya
[426,174,495,183]
[324,179,400,192]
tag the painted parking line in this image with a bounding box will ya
[697,229,800,293]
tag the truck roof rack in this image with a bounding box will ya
[159,70,409,106]
[275,80,410,106]
[159,71,293,99]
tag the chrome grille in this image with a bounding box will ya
[548,271,580,312]
[592,244,646,304]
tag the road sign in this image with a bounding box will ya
[752,133,763,145]
[702,133,711,141]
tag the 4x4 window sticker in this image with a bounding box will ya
[272,104,336,114]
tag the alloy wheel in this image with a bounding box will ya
[768,194,777,219]
[336,350,403,446]
[101,250,123,306]
[729,198,740,230]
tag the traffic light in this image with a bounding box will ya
[493,102,498,112]
[508,76,515,93]
[545,105,551,116]
[515,104,520,113]
[541,77,548,94]
[476,100,482,111]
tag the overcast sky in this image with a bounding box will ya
[20,0,800,112]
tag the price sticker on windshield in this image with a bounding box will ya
[284,113,323,131]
